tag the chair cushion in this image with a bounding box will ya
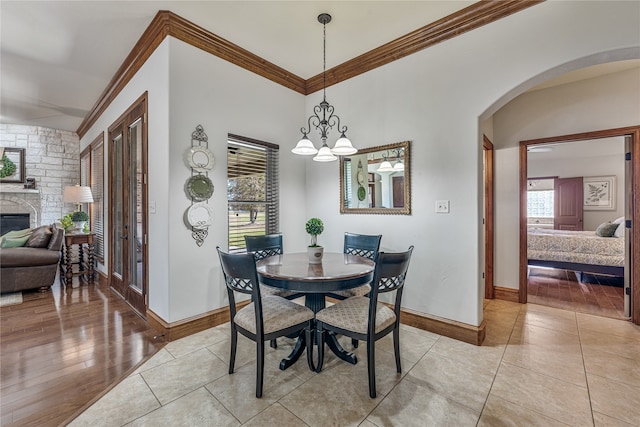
[260,284,297,299]
[234,295,314,335]
[331,284,371,298]
[316,296,396,335]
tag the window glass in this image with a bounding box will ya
[227,136,278,252]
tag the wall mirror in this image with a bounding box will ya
[340,140,411,215]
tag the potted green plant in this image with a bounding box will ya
[305,217,324,264]
[70,210,89,233]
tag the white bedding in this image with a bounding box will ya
[527,227,624,267]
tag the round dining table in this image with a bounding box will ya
[256,252,375,370]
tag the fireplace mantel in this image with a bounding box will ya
[0,187,40,194]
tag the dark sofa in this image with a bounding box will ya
[0,225,64,293]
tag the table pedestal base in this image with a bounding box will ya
[279,328,356,371]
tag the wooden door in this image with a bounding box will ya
[392,176,404,207]
[108,94,147,316]
[554,177,584,230]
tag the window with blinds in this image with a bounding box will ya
[343,159,352,207]
[227,134,278,253]
[80,134,105,262]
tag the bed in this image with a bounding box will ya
[527,227,625,277]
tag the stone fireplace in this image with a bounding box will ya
[0,188,42,230]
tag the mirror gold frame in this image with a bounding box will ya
[339,140,411,215]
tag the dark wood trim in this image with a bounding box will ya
[519,142,529,303]
[306,0,543,94]
[494,286,520,303]
[77,14,170,138]
[520,126,640,325]
[165,11,306,94]
[228,133,279,150]
[76,2,542,138]
[107,92,148,317]
[147,300,251,342]
[157,297,485,345]
[483,135,495,299]
[399,307,486,346]
[631,128,640,324]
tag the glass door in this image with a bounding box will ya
[108,95,147,316]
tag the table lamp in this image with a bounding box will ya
[63,185,94,212]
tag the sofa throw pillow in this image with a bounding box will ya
[595,222,618,237]
[25,226,52,248]
[0,228,32,247]
[1,235,31,248]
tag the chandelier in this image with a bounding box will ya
[292,13,357,162]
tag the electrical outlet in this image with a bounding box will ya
[435,200,450,213]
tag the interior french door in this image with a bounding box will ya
[108,94,147,316]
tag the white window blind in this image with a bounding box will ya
[80,135,105,262]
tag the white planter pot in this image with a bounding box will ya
[73,221,86,233]
[307,246,324,264]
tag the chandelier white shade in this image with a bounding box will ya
[292,13,357,162]
[291,135,318,155]
[377,160,394,173]
[313,145,338,162]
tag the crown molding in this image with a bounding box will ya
[77,1,542,138]
[306,0,544,94]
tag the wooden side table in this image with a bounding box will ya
[60,233,96,286]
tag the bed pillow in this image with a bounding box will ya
[614,220,625,238]
[612,216,625,225]
[595,222,619,237]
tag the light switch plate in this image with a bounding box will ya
[435,200,450,213]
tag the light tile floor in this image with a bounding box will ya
[70,300,640,426]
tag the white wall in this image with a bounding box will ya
[493,69,640,289]
[528,141,625,231]
[305,0,640,326]
[81,1,640,327]
[165,39,306,322]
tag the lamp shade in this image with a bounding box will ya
[313,145,337,162]
[393,161,405,171]
[377,160,394,172]
[63,185,94,203]
[331,134,357,155]
[292,136,318,155]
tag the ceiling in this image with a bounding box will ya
[1,1,638,133]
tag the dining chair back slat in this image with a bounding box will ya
[245,234,283,261]
[343,232,382,261]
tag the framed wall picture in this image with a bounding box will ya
[0,147,26,183]
[583,176,616,210]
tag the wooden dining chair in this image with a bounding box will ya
[245,234,302,297]
[217,247,314,398]
[315,245,414,398]
[245,234,302,349]
[329,232,382,300]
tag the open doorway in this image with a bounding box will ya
[519,126,639,324]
